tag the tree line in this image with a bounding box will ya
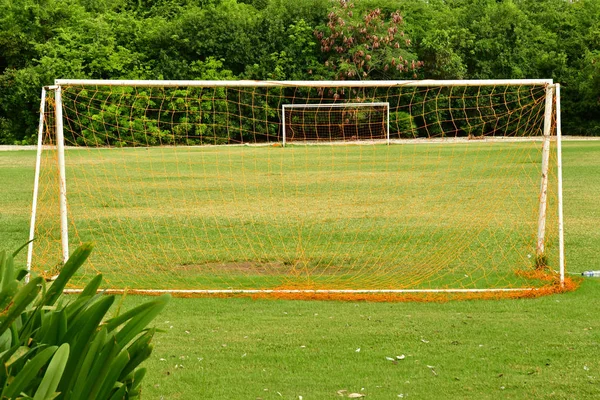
[1,0,599,144]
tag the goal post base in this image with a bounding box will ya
[62,278,577,302]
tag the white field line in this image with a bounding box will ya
[0,145,38,151]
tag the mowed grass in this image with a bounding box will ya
[30,142,554,290]
[1,141,599,399]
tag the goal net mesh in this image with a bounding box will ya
[30,82,566,299]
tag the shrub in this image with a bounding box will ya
[390,111,417,138]
[0,242,169,399]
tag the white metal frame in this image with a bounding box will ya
[281,102,390,146]
[55,79,553,87]
[536,85,554,256]
[27,85,69,277]
[63,288,539,295]
[54,86,70,264]
[556,84,565,286]
[26,87,47,277]
[29,79,565,292]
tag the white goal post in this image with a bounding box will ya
[27,79,565,298]
[281,102,390,146]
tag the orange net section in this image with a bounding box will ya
[30,82,564,300]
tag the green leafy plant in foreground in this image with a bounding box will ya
[0,242,169,399]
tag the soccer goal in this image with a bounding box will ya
[28,79,566,299]
[282,102,390,145]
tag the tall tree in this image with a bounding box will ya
[315,0,422,80]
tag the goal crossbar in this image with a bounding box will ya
[54,79,554,88]
[283,102,390,109]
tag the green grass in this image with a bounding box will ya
[1,141,600,398]
[135,282,600,399]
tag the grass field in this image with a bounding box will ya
[27,141,558,292]
[1,141,599,398]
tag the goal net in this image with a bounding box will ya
[28,80,567,300]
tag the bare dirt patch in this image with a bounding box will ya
[175,260,292,275]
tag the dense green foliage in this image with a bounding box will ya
[0,243,169,399]
[0,0,599,144]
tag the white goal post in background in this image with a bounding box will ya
[27,79,565,298]
[282,102,390,146]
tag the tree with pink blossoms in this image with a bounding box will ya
[315,0,422,80]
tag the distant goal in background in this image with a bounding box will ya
[28,79,567,300]
[282,102,389,145]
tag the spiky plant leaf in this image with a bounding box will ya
[33,343,69,400]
